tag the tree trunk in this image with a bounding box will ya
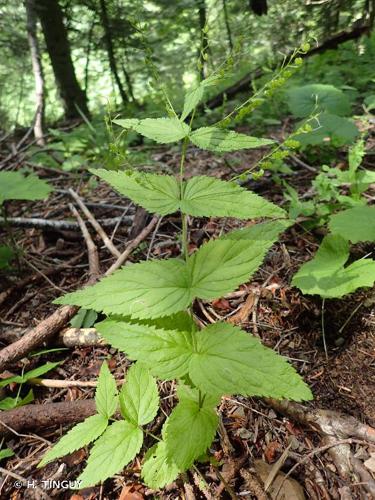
[35,0,89,120]
[25,0,45,146]
[196,0,209,81]
[222,0,233,52]
[249,0,268,16]
[99,0,128,106]
[205,23,372,110]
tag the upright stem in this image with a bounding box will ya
[179,138,189,261]
[198,390,206,409]
[321,298,328,360]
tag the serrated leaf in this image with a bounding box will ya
[164,397,218,470]
[180,176,285,218]
[38,414,108,468]
[287,84,351,117]
[89,169,180,216]
[96,319,312,401]
[0,172,52,204]
[189,323,312,401]
[329,206,375,243]
[142,441,180,489]
[189,126,274,152]
[188,238,273,300]
[292,234,375,298]
[95,362,118,419]
[96,320,194,379]
[56,237,274,319]
[91,169,284,219]
[181,85,204,121]
[180,73,222,121]
[55,258,190,319]
[78,420,143,488]
[120,363,159,425]
[151,311,198,332]
[223,219,293,242]
[113,117,190,144]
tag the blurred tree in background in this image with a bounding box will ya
[0,0,373,132]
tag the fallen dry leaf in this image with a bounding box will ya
[118,484,144,500]
[254,459,305,500]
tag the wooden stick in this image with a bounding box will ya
[69,188,121,257]
[0,215,133,231]
[29,377,125,388]
[69,204,99,277]
[105,215,159,275]
[0,305,79,372]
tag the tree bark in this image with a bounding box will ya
[35,0,90,120]
[196,0,209,81]
[25,0,45,146]
[222,0,233,52]
[99,0,128,106]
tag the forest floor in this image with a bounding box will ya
[0,126,374,499]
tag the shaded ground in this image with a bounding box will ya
[0,133,374,499]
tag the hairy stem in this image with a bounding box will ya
[179,137,189,261]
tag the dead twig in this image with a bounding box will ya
[69,188,120,258]
[105,215,159,275]
[69,203,99,277]
[0,215,133,231]
[28,377,125,388]
[0,305,79,372]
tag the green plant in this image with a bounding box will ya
[0,171,52,266]
[286,83,359,147]
[0,171,52,205]
[284,138,375,224]
[0,362,59,410]
[292,234,375,299]
[39,69,312,489]
[0,245,14,270]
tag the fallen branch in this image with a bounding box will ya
[0,305,79,371]
[105,215,159,275]
[69,204,100,277]
[0,400,96,438]
[0,215,133,231]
